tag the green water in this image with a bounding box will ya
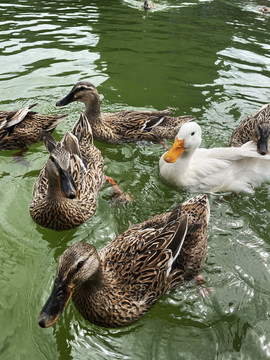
[0,0,270,359]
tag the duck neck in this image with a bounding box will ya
[74,265,106,299]
[174,148,195,173]
[72,265,111,324]
[83,95,102,125]
[46,178,63,199]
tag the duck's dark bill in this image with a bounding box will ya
[38,280,72,328]
[257,138,268,155]
[60,169,77,199]
[56,91,74,107]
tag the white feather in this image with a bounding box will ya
[159,122,270,193]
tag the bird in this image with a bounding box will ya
[55,81,194,146]
[259,6,270,14]
[229,104,270,155]
[159,122,270,193]
[142,0,156,10]
[0,103,67,153]
[29,113,106,230]
[38,194,210,328]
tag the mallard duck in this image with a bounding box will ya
[56,81,194,145]
[259,6,270,13]
[159,122,270,193]
[0,103,67,151]
[142,0,156,10]
[38,194,209,328]
[29,113,106,230]
[229,104,270,155]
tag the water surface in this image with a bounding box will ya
[0,0,270,359]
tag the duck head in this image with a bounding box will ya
[253,122,270,155]
[38,242,100,328]
[42,131,78,199]
[56,81,99,109]
[163,122,202,163]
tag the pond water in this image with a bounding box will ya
[0,0,270,359]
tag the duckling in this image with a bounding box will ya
[56,81,194,145]
[230,104,270,155]
[0,103,67,152]
[142,0,156,10]
[38,194,209,328]
[259,6,270,13]
[159,122,270,193]
[30,113,106,230]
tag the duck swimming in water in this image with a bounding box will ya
[0,103,66,153]
[56,81,193,146]
[38,194,209,328]
[159,122,270,193]
[142,0,156,10]
[229,104,270,155]
[29,113,106,230]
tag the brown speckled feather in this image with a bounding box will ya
[229,104,270,147]
[0,105,67,150]
[30,113,106,230]
[56,81,194,144]
[38,194,209,328]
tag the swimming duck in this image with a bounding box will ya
[142,0,156,10]
[56,81,194,145]
[159,122,270,193]
[259,6,270,13]
[29,113,106,230]
[38,194,209,328]
[229,104,270,155]
[0,103,67,152]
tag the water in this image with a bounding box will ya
[0,0,270,359]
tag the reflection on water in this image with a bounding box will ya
[0,0,270,359]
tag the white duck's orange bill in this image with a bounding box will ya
[163,138,185,163]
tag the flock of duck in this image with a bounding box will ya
[1,81,270,329]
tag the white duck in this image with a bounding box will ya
[159,122,270,193]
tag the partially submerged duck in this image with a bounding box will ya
[38,194,209,328]
[159,122,270,193]
[230,104,270,155]
[0,103,66,152]
[142,0,156,10]
[259,6,270,13]
[30,113,106,230]
[56,81,193,145]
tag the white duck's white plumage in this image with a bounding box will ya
[159,122,270,194]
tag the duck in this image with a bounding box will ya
[29,113,106,230]
[0,103,67,152]
[142,0,156,10]
[229,104,270,155]
[159,122,270,194]
[56,81,194,146]
[38,194,210,328]
[259,6,270,13]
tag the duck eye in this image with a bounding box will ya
[191,132,195,136]
[76,261,84,270]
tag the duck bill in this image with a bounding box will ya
[163,138,185,163]
[59,169,77,199]
[56,91,74,107]
[257,138,268,155]
[38,280,73,328]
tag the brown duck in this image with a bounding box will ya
[38,194,209,328]
[56,81,194,145]
[229,104,270,155]
[142,0,156,10]
[0,103,66,151]
[29,113,106,231]
[259,6,270,14]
